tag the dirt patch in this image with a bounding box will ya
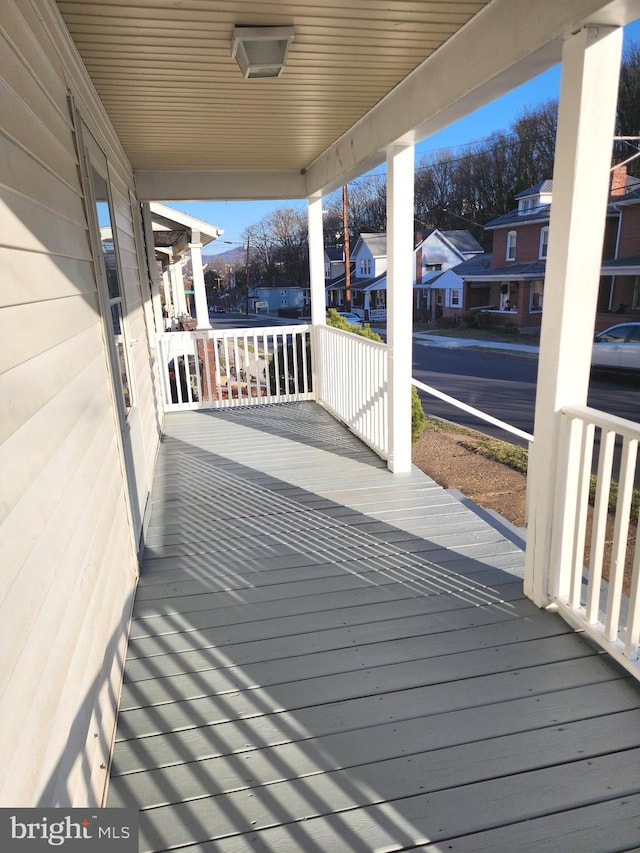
[412,426,528,527]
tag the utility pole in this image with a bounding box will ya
[244,233,250,315]
[342,184,351,311]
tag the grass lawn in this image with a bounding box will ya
[414,324,541,345]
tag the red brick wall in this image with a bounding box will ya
[492,222,548,265]
[617,206,640,258]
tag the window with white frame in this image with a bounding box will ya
[360,258,372,276]
[539,227,549,259]
[450,289,460,307]
[530,280,543,311]
[506,231,517,261]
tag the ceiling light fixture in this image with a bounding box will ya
[231,26,295,79]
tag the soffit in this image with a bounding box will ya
[55,0,492,172]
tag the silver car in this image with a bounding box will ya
[592,322,640,372]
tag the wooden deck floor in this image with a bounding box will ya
[107,403,640,852]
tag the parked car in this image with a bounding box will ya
[337,311,364,327]
[592,322,640,373]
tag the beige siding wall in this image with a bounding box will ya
[0,0,161,805]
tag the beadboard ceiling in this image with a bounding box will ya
[56,0,492,172]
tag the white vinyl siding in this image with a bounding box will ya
[0,0,160,808]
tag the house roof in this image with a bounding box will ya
[149,202,223,248]
[361,271,390,292]
[601,253,640,273]
[515,180,554,198]
[415,268,464,290]
[354,233,388,258]
[484,206,551,230]
[324,247,344,261]
[438,230,484,256]
[455,254,546,280]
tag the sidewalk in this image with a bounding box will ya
[412,331,539,354]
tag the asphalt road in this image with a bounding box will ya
[412,342,640,446]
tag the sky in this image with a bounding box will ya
[171,18,640,253]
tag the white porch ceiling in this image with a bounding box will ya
[55,0,640,199]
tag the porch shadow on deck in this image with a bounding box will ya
[107,403,640,852]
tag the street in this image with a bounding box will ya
[413,342,640,446]
[208,316,640,446]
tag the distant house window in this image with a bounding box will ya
[506,231,517,261]
[539,227,549,259]
[424,263,442,271]
[280,289,287,296]
[530,280,544,312]
[280,297,288,307]
[450,289,460,307]
[519,197,536,215]
[360,258,372,276]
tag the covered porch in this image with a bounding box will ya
[107,403,640,851]
[4,0,640,819]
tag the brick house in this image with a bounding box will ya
[458,169,640,330]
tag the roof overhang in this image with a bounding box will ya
[54,0,640,201]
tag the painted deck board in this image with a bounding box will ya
[108,403,640,852]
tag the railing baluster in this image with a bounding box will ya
[605,436,638,642]
[222,334,233,406]
[569,421,595,608]
[586,427,616,624]
[626,536,640,660]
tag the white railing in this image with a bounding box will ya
[315,325,388,458]
[551,404,640,676]
[156,325,313,412]
[368,308,387,321]
[412,378,534,444]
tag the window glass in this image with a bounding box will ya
[506,231,516,261]
[539,227,549,259]
[627,325,640,342]
[530,280,543,311]
[92,166,132,413]
[600,325,631,342]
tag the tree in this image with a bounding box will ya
[616,41,640,175]
[243,207,308,286]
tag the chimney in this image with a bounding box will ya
[611,163,628,196]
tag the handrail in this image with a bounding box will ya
[412,377,534,443]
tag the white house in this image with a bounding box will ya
[1,0,639,817]
[351,232,388,279]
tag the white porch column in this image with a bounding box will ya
[387,143,415,474]
[140,202,164,333]
[169,254,187,317]
[308,193,326,327]
[524,25,623,607]
[189,231,212,329]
